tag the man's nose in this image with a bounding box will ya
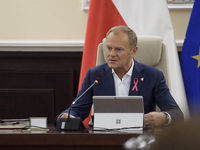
[110,49,116,56]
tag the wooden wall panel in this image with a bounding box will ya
[0,52,82,124]
[0,89,55,123]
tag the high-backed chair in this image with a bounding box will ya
[96,35,170,89]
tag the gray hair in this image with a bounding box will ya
[106,25,137,49]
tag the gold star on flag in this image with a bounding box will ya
[192,48,200,68]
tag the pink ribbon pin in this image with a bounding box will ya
[132,78,138,91]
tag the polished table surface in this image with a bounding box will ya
[0,125,153,150]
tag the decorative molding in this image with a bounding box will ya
[176,40,184,47]
[167,0,194,4]
[176,40,184,52]
[168,4,193,10]
[0,41,84,47]
[0,40,183,52]
[82,0,193,11]
[0,41,84,52]
[82,0,90,11]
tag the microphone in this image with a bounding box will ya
[68,77,100,118]
[56,78,100,131]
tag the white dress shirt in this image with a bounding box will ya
[112,60,134,96]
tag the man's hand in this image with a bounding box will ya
[144,112,167,128]
[60,113,75,118]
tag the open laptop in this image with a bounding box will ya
[93,96,144,131]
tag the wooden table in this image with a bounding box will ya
[0,125,152,150]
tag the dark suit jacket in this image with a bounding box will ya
[60,59,183,123]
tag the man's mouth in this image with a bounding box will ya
[109,59,117,62]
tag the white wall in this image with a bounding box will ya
[0,0,88,41]
[0,0,191,45]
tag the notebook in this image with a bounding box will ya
[93,96,144,130]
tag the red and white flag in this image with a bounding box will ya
[80,0,189,126]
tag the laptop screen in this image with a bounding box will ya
[93,96,144,130]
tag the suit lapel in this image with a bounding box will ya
[99,64,115,95]
[129,60,145,96]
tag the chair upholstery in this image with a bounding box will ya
[96,35,170,89]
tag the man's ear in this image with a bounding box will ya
[131,46,138,57]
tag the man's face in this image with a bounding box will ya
[106,31,137,73]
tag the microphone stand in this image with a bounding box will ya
[68,81,97,121]
[56,78,100,131]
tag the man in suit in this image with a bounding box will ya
[57,25,183,128]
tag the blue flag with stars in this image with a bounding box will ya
[180,0,200,117]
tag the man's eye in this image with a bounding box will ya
[107,47,112,50]
[116,48,122,51]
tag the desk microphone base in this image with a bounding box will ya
[56,117,85,131]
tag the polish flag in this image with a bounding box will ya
[80,0,189,127]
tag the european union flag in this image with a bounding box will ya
[180,0,200,117]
